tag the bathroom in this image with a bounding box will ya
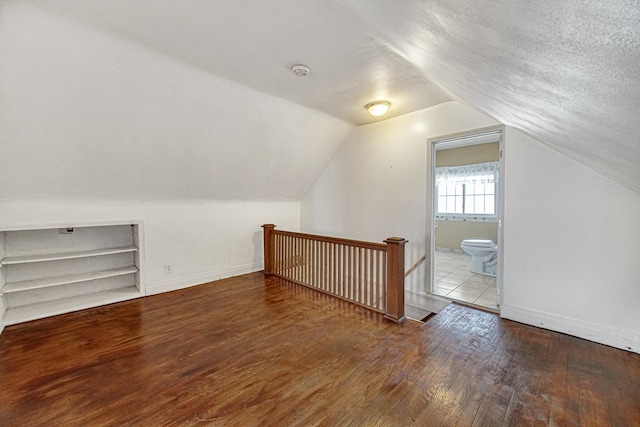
[432,135,500,311]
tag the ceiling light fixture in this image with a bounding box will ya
[365,100,391,117]
[292,64,310,77]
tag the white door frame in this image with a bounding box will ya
[425,125,505,308]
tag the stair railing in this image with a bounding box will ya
[262,224,407,323]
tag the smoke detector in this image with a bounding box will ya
[292,64,310,77]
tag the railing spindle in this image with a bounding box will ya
[340,244,345,297]
[358,247,363,304]
[346,245,350,300]
[332,243,337,295]
[304,237,308,284]
[364,249,369,306]
[272,235,281,274]
[353,246,358,301]
[298,237,302,282]
[319,242,327,291]
[314,239,319,288]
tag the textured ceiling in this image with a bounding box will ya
[35,0,453,126]
[33,0,640,193]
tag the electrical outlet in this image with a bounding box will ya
[165,263,173,273]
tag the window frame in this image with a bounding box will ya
[435,163,499,221]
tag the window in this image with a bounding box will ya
[436,161,498,219]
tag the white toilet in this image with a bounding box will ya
[460,239,498,277]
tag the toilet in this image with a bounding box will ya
[460,239,498,277]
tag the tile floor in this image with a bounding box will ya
[433,250,498,310]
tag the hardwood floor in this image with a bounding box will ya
[1,272,639,426]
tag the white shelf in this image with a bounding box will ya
[0,245,138,266]
[2,287,141,326]
[1,266,139,294]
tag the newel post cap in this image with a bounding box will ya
[384,237,408,245]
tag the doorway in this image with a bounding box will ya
[427,128,504,311]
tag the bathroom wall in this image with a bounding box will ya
[436,142,499,166]
[435,221,498,250]
[435,142,499,249]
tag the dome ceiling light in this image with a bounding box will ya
[365,100,391,117]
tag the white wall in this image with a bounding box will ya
[301,101,500,292]
[0,200,299,295]
[502,128,640,352]
[0,2,354,202]
[4,2,638,352]
[301,104,640,352]
[0,2,349,299]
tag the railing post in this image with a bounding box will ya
[384,237,408,323]
[262,224,276,275]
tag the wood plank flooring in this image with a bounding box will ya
[1,272,639,426]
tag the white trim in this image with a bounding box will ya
[0,234,4,333]
[436,215,498,223]
[427,125,505,303]
[434,130,502,149]
[426,136,436,295]
[501,303,640,354]
[0,219,145,232]
[496,135,505,308]
[0,296,5,334]
[146,261,263,295]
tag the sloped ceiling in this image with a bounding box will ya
[11,0,640,194]
[0,2,355,202]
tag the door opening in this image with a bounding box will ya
[427,129,504,312]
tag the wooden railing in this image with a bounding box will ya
[262,224,407,323]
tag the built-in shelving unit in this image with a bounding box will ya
[0,223,144,330]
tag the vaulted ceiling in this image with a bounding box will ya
[11,0,640,194]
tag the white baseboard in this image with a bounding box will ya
[146,262,263,296]
[500,303,640,354]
